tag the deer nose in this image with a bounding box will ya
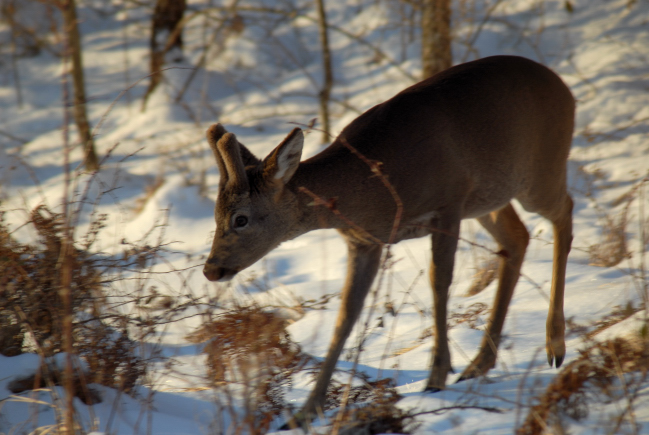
[203,264,237,282]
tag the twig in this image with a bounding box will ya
[192,4,416,82]
[0,130,28,145]
[412,405,504,416]
[59,18,76,434]
[339,136,403,244]
[298,186,383,245]
[315,0,333,144]
[461,0,505,62]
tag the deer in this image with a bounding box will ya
[202,55,574,418]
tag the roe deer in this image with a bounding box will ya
[203,55,574,416]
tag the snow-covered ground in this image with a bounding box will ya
[1,0,648,433]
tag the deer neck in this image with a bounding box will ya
[286,156,348,235]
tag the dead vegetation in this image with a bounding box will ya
[0,206,101,357]
[331,377,418,435]
[8,361,103,406]
[187,305,311,432]
[588,195,632,268]
[0,205,146,396]
[581,171,648,269]
[518,336,649,434]
[465,256,499,296]
[185,303,419,433]
[449,302,490,329]
[566,301,646,340]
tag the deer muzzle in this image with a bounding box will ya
[203,263,238,282]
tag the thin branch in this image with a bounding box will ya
[298,186,384,245]
[412,405,505,416]
[339,136,403,244]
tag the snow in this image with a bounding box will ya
[1,0,649,433]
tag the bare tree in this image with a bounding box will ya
[61,0,99,171]
[142,0,186,111]
[315,0,333,143]
[421,0,452,79]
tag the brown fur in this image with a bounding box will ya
[203,55,575,417]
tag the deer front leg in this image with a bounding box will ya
[425,216,461,392]
[302,239,383,417]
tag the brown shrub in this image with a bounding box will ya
[188,305,310,432]
[328,375,417,434]
[518,337,649,434]
[0,206,145,394]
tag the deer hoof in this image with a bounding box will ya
[546,339,566,368]
[424,386,442,393]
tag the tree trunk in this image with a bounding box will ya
[142,0,186,111]
[61,0,99,171]
[315,0,333,143]
[421,0,452,80]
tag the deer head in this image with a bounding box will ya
[203,124,304,282]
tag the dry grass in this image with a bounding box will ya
[186,303,420,433]
[449,302,490,329]
[588,203,631,268]
[187,305,311,433]
[0,205,146,396]
[331,377,417,434]
[518,336,649,434]
[8,362,103,405]
[465,256,499,296]
[133,175,165,215]
[586,175,647,269]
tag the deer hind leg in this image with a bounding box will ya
[541,194,573,368]
[458,203,529,382]
[425,214,461,392]
[301,238,382,417]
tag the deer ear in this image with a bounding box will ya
[263,128,303,184]
[207,123,261,167]
[207,124,229,184]
[208,129,250,193]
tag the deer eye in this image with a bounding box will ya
[233,215,248,228]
